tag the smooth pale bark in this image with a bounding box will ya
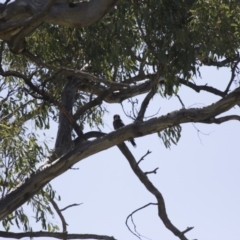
[0,0,119,52]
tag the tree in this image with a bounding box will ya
[0,0,240,239]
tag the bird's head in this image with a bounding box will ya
[113,114,120,120]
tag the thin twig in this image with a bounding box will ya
[181,227,194,235]
[49,198,68,233]
[145,168,159,175]
[60,203,83,212]
[224,61,240,94]
[175,94,185,108]
[137,150,152,165]
[126,203,158,240]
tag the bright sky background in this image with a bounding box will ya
[1,1,240,240]
[2,66,240,240]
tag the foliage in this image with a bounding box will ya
[1,0,240,236]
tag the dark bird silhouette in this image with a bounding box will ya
[113,114,136,147]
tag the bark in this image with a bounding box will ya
[0,86,239,220]
[53,79,81,159]
[0,0,119,52]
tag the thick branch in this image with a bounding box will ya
[45,0,120,27]
[0,86,240,220]
[0,0,120,52]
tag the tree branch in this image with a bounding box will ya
[0,231,116,240]
[137,150,152,165]
[0,86,240,220]
[224,60,239,94]
[117,143,188,240]
[73,90,110,120]
[145,168,159,175]
[0,0,120,52]
[49,198,68,233]
[201,115,240,124]
[178,78,225,97]
[126,202,158,239]
[135,71,160,122]
[60,203,83,212]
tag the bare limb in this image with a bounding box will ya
[178,78,225,97]
[145,168,159,175]
[0,231,117,240]
[73,90,110,120]
[224,61,240,94]
[49,198,68,233]
[126,203,157,239]
[137,150,152,165]
[181,227,194,235]
[201,115,240,124]
[61,203,83,212]
[175,94,185,108]
[200,55,240,68]
[135,71,160,122]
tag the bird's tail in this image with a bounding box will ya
[130,138,137,147]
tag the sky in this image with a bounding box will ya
[2,65,239,240]
[1,1,240,240]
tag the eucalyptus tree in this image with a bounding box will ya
[0,0,240,239]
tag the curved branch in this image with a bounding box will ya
[60,203,83,212]
[126,203,157,239]
[0,86,240,220]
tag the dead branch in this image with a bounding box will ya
[145,168,159,175]
[224,61,240,94]
[135,71,160,122]
[126,202,158,239]
[0,231,117,239]
[49,198,68,233]
[137,150,152,165]
[178,78,225,97]
[61,203,83,212]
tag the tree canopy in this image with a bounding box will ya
[0,0,240,239]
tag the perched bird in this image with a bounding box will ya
[113,114,136,147]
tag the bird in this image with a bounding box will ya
[113,114,136,147]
